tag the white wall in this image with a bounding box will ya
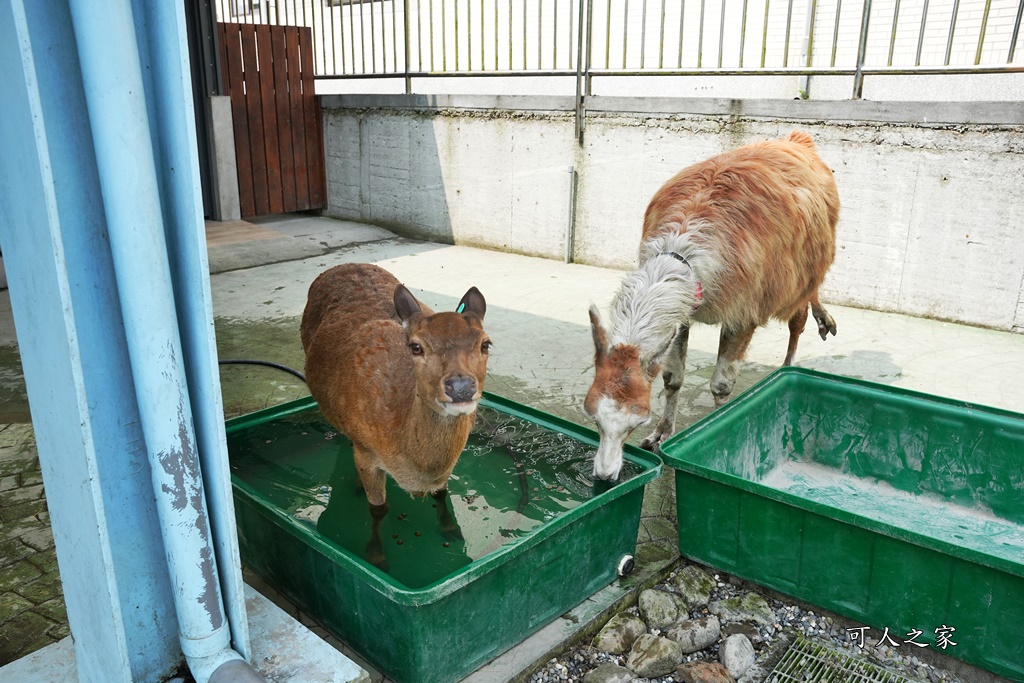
[322,96,1024,332]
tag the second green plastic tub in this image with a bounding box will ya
[660,367,1024,680]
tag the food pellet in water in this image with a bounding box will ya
[443,542,450,548]
[397,540,404,545]
[414,531,421,537]
[392,533,398,538]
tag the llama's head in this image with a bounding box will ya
[583,305,660,480]
[395,285,491,417]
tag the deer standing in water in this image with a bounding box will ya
[301,263,491,566]
[585,131,840,480]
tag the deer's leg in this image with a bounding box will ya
[810,293,837,341]
[431,488,464,541]
[784,304,809,366]
[353,445,387,507]
[366,500,390,571]
[640,326,689,452]
[711,324,757,406]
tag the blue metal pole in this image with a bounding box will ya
[63,0,246,677]
[131,0,251,660]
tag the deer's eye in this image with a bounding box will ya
[409,342,424,356]
[481,340,493,354]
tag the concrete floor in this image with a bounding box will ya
[1,213,1023,679]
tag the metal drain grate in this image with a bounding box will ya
[767,636,915,683]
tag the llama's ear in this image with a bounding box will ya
[589,304,609,362]
[394,284,422,323]
[457,287,486,320]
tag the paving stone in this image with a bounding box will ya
[0,474,17,493]
[20,470,43,487]
[641,516,677,544]
[0,537,32,568]
[0,609,52,664]
[0,515,47,542]
[673,565,717,608]
[16,571,63,605]
[26,548,59,575]
[17,527,54,552]
[0,559,42,593]
[0,591,32,623]
[0,498,48,525]
[34,597,67,625]
[675,660,736,683]
[0,454,36,478]
[4,483,44,504]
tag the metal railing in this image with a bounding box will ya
[215,0,1024,98]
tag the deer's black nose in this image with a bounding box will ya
[444,376,477,403]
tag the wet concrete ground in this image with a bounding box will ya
[2,214,1023,678]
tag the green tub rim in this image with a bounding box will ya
[227,391,663,606]
[660,366,1024,579]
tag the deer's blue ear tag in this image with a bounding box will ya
[456,303,466,314]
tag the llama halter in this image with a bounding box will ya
[661,251,703,311]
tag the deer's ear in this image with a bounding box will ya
[457,287,486,320]
[589,304,609,363]
[394,284,422,323]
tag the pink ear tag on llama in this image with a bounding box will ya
[692,282,703,313]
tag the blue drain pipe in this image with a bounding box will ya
[64,1,258,680]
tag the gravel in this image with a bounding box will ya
[527,560,968,683]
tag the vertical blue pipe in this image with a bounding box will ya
[131,0,251,659]
[64,0,244,677]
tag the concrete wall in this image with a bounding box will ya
[321,95,1024,333]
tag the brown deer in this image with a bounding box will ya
[301,263,491,564]
[585,131,840,480]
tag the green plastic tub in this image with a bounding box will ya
[660,367,1024,680]
[227,393,661,683]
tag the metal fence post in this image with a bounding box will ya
[574,0,587,143]
[404,0,412,92]
[852,0,872,99]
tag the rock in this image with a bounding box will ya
[583,662,634,683]
[667,615,721,654]
[626,634,684,679]
[675,660,736,683]
[719,634,756,678]
[673,565,716,608]
[639,588,681,629]
[593,613,648,654]
[720,621,763,646]
[709,592,776,625]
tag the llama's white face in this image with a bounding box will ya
[586,395,650,480]
[584,305,654,481]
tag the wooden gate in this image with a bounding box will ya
[218,23,325,218]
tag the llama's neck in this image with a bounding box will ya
[609,238,711,363]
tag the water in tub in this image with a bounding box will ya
[758,459,1024,563]
[228,404,641,589]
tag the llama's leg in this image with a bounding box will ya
[784,304,809,366]
[711,324,757,406]
[810,293,837,340]
[640,326,689,452]
[431,488,464,541]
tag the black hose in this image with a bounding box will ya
[218,359,306,383]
